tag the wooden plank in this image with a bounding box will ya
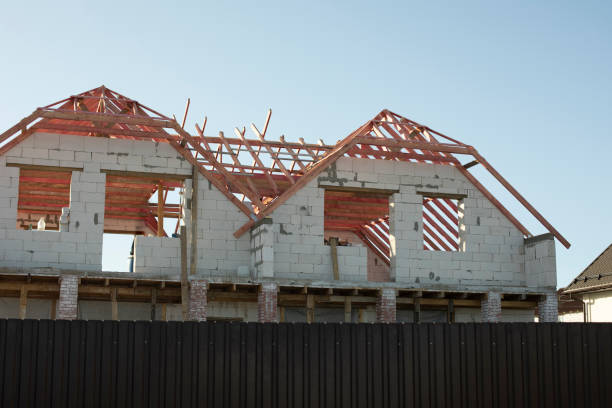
[251,123,296,184]
[322,185,398,195]
[330,237,339,281]
[413,297,421,323]
[416,190,467,200]
[157,183,164,237]
[344,297,351,323]
[216,130,264,205]
[170,141,254,218]
[50,298,56,319]
[470,149,570,248]
[19,286,27,319]
[233,120,373,238]
[111,288,118,320]
[100,169,191,181]
[306,295,315,323]
[234,126,279,193]
[151,288,157,321]
[7,163,83,172]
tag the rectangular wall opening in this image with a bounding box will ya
[422,196,460,251]
[324,188,392,282]
[102,172,185,272]
[16,167,72,231]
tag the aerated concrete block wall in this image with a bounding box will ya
[193,173,250,277]
[0,132,191,272]
[524,233,556,289]
[133,236,181,274]
[317,157,531,288]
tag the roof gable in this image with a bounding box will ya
[564,244,612,294]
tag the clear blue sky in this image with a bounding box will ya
[1,1,610,286]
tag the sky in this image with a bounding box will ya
[0,1,610,286]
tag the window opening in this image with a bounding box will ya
[16,168,72,231]
[422,196,459,251]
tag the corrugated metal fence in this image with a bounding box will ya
[1,320,611,407]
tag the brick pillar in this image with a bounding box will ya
[376,288,396,323]
[188,280,208,321]
[258,282,278,322]
[481,291,502,322]
[538,292,558,322]
[57,274,79,320]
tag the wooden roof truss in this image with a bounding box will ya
[0,86,570,249]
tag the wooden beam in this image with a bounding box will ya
[6,163,83,172]
[111,288,118,321]
[233,120,373,238]
[447,298,455,323]
[50,298,56,320]
[344,296,352,323]
[19,286,27,319]
[306,294,315,323]
[100,169,191,181]
[470,149,570,248]
[161,304,167,321]
[38,109,175,129]
[279,306,285,322]
[329,237,339,280]
[151,288,157,321]
[157,183,164,237]
[416,191,467,200]
[414,297,421,323]
[322,186,398,195]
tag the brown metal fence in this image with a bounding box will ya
[1,319,611,407]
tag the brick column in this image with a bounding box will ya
[538,292,558,322]
[258,282,278,322]
[481,291,502,322]
[57,274,79,320]
[376,288,396,323]
[188,280,208,321]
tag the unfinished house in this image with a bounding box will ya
[0,86,569,323]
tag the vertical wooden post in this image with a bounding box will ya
[180,225,188,320]
[306,295,315,323]
[50,298,57,320]
[413,297,421,323]
[447,298,455,323]
[279,306,285,322]
[19,286,27,319]
[190,168,198,275]
[344,296,352,322]
[111,288,118,321]
[358,308,365,323]
[161,304,168,322]
[330,237,339,280]
[157,182,164,237]
[151,288,157,321]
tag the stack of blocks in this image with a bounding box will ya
[188,280,208,321]
[57,274,79,320]
[376,288,397,323]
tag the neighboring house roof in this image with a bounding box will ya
[563,244,612,294]
[0,86,570,249]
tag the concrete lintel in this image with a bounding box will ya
[524,233,555,246]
